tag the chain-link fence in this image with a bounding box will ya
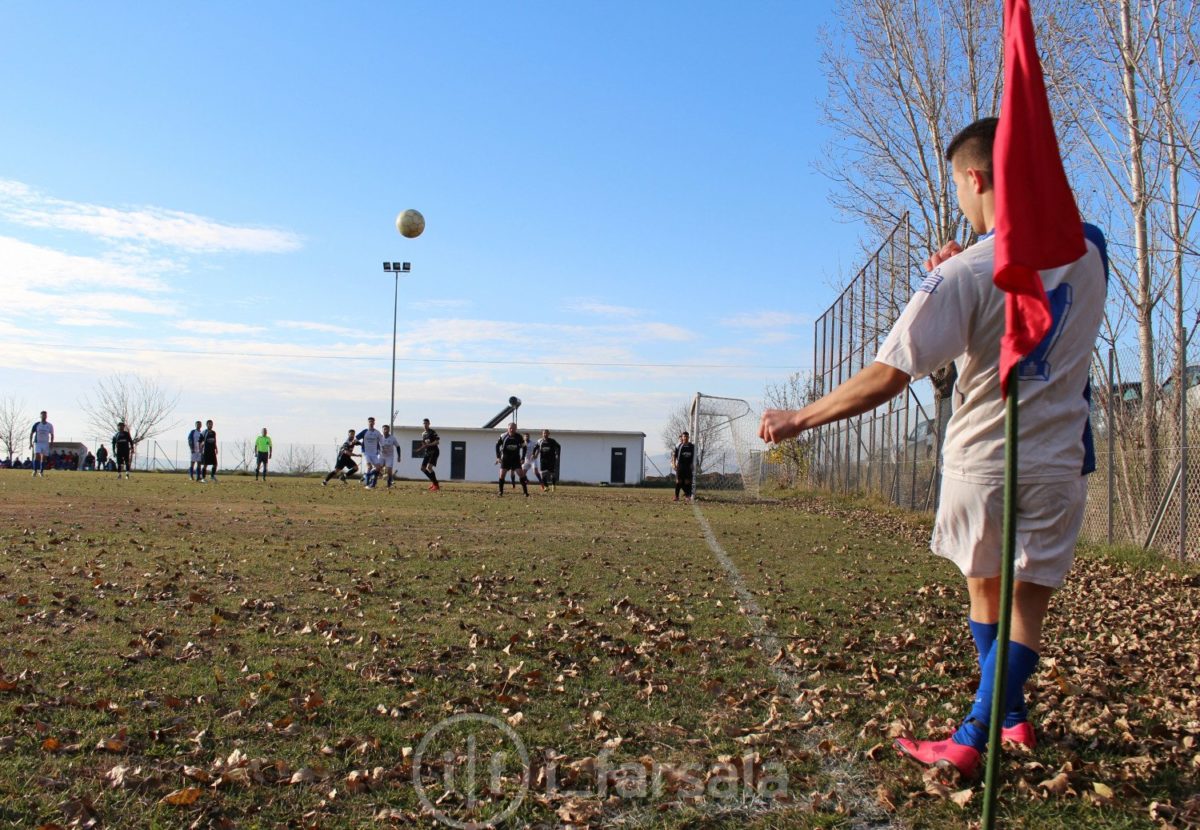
[1081,346,1199,559]
[805,214,944,511]
[82,439,341,476]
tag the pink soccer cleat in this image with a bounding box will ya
[1000,721,1037,750]
[894,737,981,778]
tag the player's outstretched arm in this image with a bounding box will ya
[760,362,911,444]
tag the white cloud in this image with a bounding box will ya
[565,298,645,317]
[174,320,266,335]
[0,235,168,292]
[276,320,387,339]
[411,298,470,312]
[0,178,302,253]
[720,311,810,329]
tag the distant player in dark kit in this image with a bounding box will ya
[495,423,528,496]
[533,429,561,491]
[419,418,441,491]
[95,444,108,471]
[187,421,204,481]
[200,420,219,482]
[112,421,134,479]
[672,431,695,502]
[323,430,361,485]
[254,428,273,480]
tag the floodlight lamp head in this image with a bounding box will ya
[383,262,392,271]
[400,262,411,272]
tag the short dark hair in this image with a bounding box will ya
[945,117,998,169]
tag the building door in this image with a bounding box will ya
[610,447,626,484]
[450,442,466,480]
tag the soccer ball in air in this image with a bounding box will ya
[397,209,425,239]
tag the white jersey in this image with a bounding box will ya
[379,434,399,459]
[32,421,53,446]
[359,428,382,455]
[188,429,204,453]
[874,231,1106,484]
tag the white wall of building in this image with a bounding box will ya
[389,426,645,485]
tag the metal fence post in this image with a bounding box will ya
[1108,348,1115,546]
[1180,351,1189,560]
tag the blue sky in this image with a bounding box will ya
[0,1,862,456]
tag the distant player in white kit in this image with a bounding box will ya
[357,417,384,489]
[187,421,204,481]
[521,432,538,487]
[29,411,53,477]
[379,424,399,488]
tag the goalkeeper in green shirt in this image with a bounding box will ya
[254,428,273,481]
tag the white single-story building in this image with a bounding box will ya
[389,426,646,485]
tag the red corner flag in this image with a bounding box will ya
[994,0,1085,396]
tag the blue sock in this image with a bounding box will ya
[953,640,1040,750]
[969,619,1029,727]
[969,619,997,670]
[1003,641,1035,727]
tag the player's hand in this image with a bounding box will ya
[759,409,805,444]
[924,240,964,271]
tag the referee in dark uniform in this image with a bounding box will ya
[495,422,528,496]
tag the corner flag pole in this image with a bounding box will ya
[982,365,1019,829]
[984,0,1087,822]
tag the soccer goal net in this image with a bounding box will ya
[689,393,764,500]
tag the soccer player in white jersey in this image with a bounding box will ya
[29,411,53,477]
[357,417,384,489]
[187,421,204,481]
[379,425,399,488]
[759,117,1107,778]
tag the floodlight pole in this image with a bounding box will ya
[382,262,412,434]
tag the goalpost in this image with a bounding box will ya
[689,393,765,501]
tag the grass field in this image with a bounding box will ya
[0,470,1196,829]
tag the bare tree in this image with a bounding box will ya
[817,0,1009,419]
[818,0,1003,253]
[80,374,179,451]
[1042,0,1200,510]
[762,373,820,486]
[0,397,31,463]
[280,444,321,475]
[661,402,727,476]
[229,438,252,472]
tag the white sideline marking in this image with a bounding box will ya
[691,501,899,830]
[691,503,799,699]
